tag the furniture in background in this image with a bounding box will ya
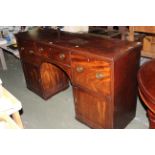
[0,43,19,70]
[0,113,21,129]
[138,60,155,128]
[0,79,23,128]
[62,26,88,33]
[0,28,19,70]
[15,28,142,129]
[129,26,155,58]
[0,38,8,70]
[0,26,34,70]
[0,47,7,70]
[89,26,127,40]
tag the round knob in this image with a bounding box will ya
[29,50,34,54]
[76,66,84,73]
[96,72,104,79]
[39,48,44,52]
[59,53,65,60]
[49,42,53,45]
[21,47,24,51]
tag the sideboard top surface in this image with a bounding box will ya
[15,28,141,60]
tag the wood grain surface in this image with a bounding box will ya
[15,28,142,128]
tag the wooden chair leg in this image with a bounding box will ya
[12,112,24,128]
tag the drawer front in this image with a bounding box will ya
[18,39,34,47]
[18,40,36,57]
[19,41,52,58]
[19,45,36,62]
[51,47,71,66]
[72,57,111,95]
[18,44,41,66]
[35,42,52,58]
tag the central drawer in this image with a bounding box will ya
[71,55,111,95]
[50,47,71,66]
[35,42,52,58]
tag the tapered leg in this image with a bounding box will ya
[12,112,24,128]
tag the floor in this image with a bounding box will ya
[0,52,150,129]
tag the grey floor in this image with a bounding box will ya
[0,52,150,129]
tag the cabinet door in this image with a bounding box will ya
[73,87,113,128]
[40,63,69,99]
[22,62,42,96]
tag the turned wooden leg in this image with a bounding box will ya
[147,110,155,129]
[12,112,24,128]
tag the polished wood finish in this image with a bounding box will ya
[40,63,69,99]
[15,28,142,128]
[22,61,69,99]
[22,62,41,95]
[114,47,141,128]
[129,26,155,58]
[138,60,155,128]
[71,53,111,96]
[73,87,112,128]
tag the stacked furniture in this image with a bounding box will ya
[129,26,155,58]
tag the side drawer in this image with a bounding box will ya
[18,40,36,58]
[50,47,71,66]
[71,55,111,95]
[18,45,41,66]
[35,42,52,58]
[18,41,52,58]
[17,39,34,47]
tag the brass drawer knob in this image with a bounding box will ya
[96,72,104,79]
[21,47,24,51]
[29,50,34,54]
[39,48,44,52]
[59,53,65,60]
[49,42,53,45]
[76,66,84,73]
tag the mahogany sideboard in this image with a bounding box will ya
[15,28,142,129]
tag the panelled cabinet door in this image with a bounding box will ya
[22,62,69,99]
[40,63,69,99]
[22,62,42,96]
[73,87,113,128]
